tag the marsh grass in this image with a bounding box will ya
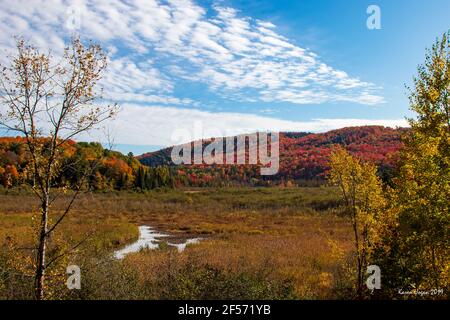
[0,186,355,299]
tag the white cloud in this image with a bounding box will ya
[0,0,385,106]
[105,92,194,105]
[82,104,407,146]
[0,0,398,148]
[101,57,173,96]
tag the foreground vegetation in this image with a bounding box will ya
[327,34,450,298]
[0,186,359,299]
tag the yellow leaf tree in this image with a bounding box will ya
[0,38,117,299]
[375,33,450,294]
[328,147,385,298]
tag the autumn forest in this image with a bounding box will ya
[0,4,448,306]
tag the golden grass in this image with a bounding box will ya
[0,186,355,299]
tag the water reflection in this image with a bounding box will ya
[114,225,202,259]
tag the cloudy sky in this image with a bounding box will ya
[0,0,449,154]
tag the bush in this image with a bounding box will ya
[158,263,297,300]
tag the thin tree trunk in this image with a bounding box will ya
[35,194,49,300]
[430,244,439,288]
[352,210,362,299]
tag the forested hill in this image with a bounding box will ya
[0,126,407,190]
[0,137,175,190]
[138,126,407,186]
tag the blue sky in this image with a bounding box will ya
[0,0,449,154]
[195,0,450,120]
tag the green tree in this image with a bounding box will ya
[376,33,450,293]
[328,147,385,298]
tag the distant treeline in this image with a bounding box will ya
[1,126,406,190]
[0,137,175,190]
[139,126,406,187]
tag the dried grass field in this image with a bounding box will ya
[0,187,356,299]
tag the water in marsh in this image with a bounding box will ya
[114,225,202,259]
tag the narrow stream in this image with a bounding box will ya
[114,225,202,259]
